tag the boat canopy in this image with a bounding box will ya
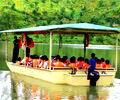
[0,23,120,34]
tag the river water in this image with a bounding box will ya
[0,41,120,100]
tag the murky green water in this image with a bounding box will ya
[0,41,120,100]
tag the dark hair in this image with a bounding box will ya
[94,57,98,61]
[70,56,76,63]
[17,57,21,61]
[105,60,109,64]
[30,55,34,59]
[101,58,104,62]
[85,58,89,64]
[91,53,95,58]
[44,55,48,61]
[77,57,84,61]
[96,59,101,64]
[63,56,68,60]
[61,57,66,63]
[32,54,39,59]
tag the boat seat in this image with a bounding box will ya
[96,68,115,70]
[52,67,73,70]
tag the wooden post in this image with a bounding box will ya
[5,33,8,62]
[49,30,52,70]
[115,33,118,71]
[59,34,61,55]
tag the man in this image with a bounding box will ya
[12,36,19,63]
[85,53,96,79]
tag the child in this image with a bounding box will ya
[105,60,111,68]
[76,57,84,70]
[81,58,89,70]
[96,59,102,68]
[101,58,106,68]
[16,57,21,65]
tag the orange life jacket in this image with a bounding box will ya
[66,60,70,64]
[81,63,89,70]
[33,59,39,68]
[56,61,64,67]
[96,63,102,68]
[48,60,54,67]
[101,62,106,68]
[105,64,111,68]
[69,63,77,68]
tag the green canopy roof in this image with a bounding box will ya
[0,23,120,34]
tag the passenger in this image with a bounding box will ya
[42,55,49,69]
[85,53,96,79]
[47,56,55,69]
[101,58,106,68]
[16,57,21,65]
[27,55,33,67]
[69,56,77,74]
[105,60,111,68]
[81,58,89,70]
[32,55,39,68]
[63,56,70,65]
[76,57,84,69]
[94,57,98,64]
[52,55,64,67]
[96,59,102,68]
[38,55,43,64]
[61,58,67,67]
[21,56,30,64]
[69,56,77,68]
[38,56,44,68]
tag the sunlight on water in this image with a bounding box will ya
[0,71,120,100]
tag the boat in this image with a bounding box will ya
[0,23,119,86]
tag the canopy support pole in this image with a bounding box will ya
[84,34,86,60]
[5,33,8,62]
[59,34,61,55]
[115,33,118,71]
[49,30,52,70]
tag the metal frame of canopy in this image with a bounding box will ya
[0,23,119,71]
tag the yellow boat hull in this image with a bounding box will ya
[7,62,116,86]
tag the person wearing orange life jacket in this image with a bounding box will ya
[61,58,67,67]
[69,56,77,68]
[38,55,45,68]
[20,56,30,65]
[27,55,33,67]
[69,56,77,74]
[16,57,21,65]
[105,60,111,68]
[96,59,102,68]
[52,58,64,67]
[52,55,67,67]
[42,55,49,69]
[81,59,89,70]
[62,56,70,65]
[101,58,106,68]
[76,57,84,70]
[32,55,39,68]
[47,56,55,69]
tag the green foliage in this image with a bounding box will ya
[0,0,120,45]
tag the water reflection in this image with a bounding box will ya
[1,71,120,100]
[10,72,114,100]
